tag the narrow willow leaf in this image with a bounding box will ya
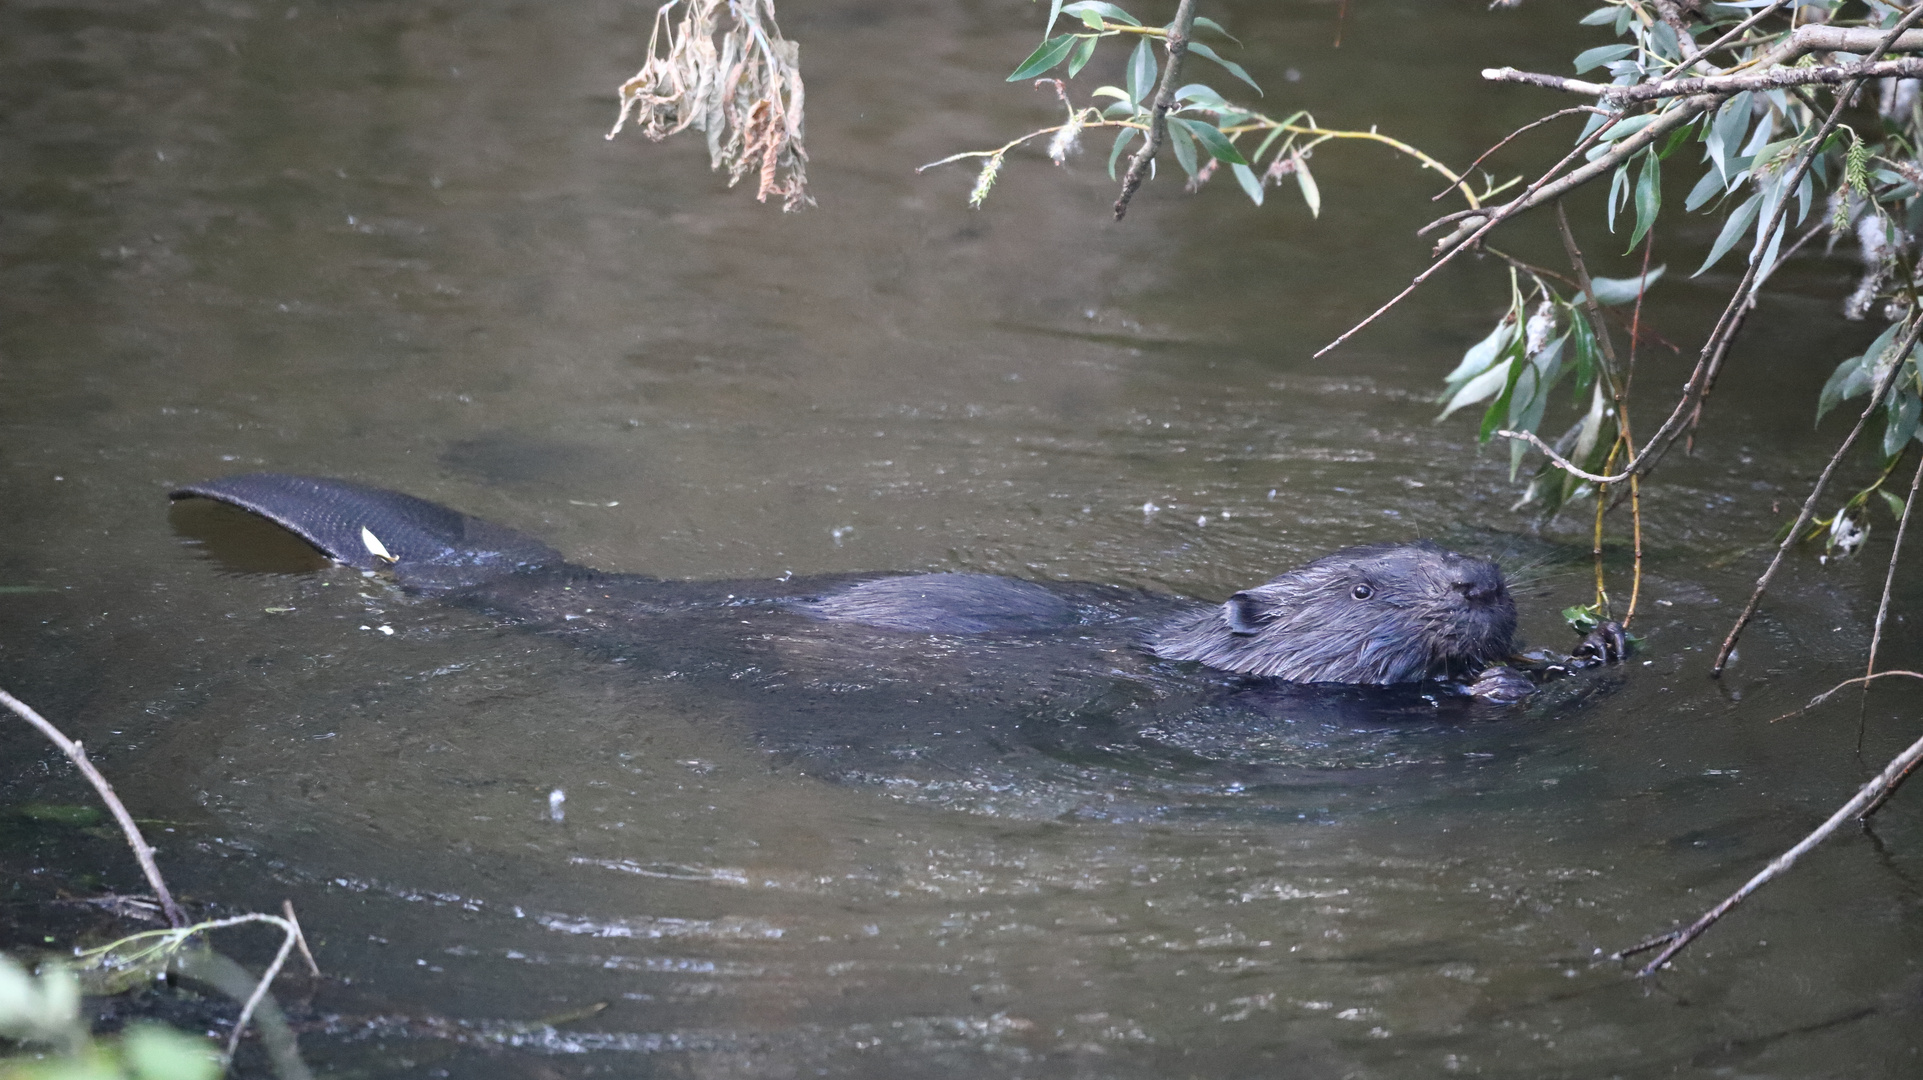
[1078,8,1106,30]
[1191,16,1236,41]
[1574,44,1635,72]
[1108,127,1137,179]
[1009,34,1078,81]
[1581,265,1667,306]
[1186,42,1261,95]
[1627,148,1661,252]
[1047,0,1065,32]
[1439,358,1513,421]
[1293,153,1320,217]
[1173,117,1247,164]
[1693,191,1761,276]
[1752,218,1786,281]
[1795,167,1813,224]
[1174,83,1234,111]
[1443,319,1516,389]
[1881,489,1908,519]
[1816,353,1868,424]
[1684,165,1726,212]
[1231,161,1263,205]
[1646,21,1681,62]
[1167,116,1199,177]
[1579,5,1618,25]
[1707,91,1752,184]
[1127,37,1156,105]
[1062,1,1139,26]
[1067,35,1098,77]
[1606,164,1628,233]
[1886,383,1922,458]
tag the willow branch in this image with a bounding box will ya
[1113,0,1197,220]
[1485,56,1923,104]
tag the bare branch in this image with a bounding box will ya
[1484,55,1923,105]
[1621,717,1923,976]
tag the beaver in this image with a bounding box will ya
[168,473,1621,701]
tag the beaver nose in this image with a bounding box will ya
[1449,566,1506,605]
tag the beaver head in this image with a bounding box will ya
[1149,541,1516,684]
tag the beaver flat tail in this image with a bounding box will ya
[170,473,561,590]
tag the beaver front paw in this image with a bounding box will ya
[1465,665,1536,703]
[1572,620,1629,666]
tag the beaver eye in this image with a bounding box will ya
[1351,583,1374,600]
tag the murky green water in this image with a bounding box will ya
[4,1,1921,1076]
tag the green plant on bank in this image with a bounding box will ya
[0,954,218,1080]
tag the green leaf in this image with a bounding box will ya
[1580,265,1666,306]
[1574,44,1635,72]
[1172,117,1247,165]
[1166,116,1199,177]
[1293,153,1321,217]
[1108,127,1137,179]
[1626,148,1661,252]
[1439,358,1514,421]
[1230,161,1263,205]
[1185,41,1261,95]
[1443,318,1518,389]
[1174,83,1235,111]
[1067,35,1098,77]
[1062,1,1139,26]
[1047,0,1065,33]
[1816,354,1866,425]
[1693,190,1761,276]
[1126,36,1156,105]
[1579,6,1619,25]
[1009,34,1078,81]
[1684,164,1726,212]
[1191,16,1237,42]
[1880,488,1908,520]
[123,1023,223,1080]
[1885,384,1921,458]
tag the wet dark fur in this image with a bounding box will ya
[1148,541,1516,684]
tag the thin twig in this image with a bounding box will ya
[281,899,322,977]
[1866,453,1923,682]
[1,687,186,928]
[1713,315,1923,675]
[1620,712,1923,976]
[1113,0,1197,221]
[1429,107,1605,203]
[226,926,300,1064]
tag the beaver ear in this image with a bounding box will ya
[1223,591,1269,635]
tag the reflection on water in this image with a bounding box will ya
[3,0,1922,1076]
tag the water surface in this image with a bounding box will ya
[4,1,1921,1076]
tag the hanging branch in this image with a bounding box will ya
[1113,0,1197,221]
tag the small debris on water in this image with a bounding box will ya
[548,788,566,822]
